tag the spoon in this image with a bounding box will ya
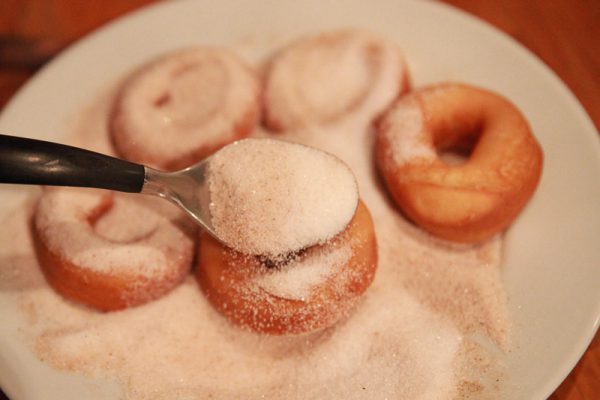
[0,134,217,238]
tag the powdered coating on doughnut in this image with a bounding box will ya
[110,47,261,170]
[33,189,194,310]
[265,29,409,131]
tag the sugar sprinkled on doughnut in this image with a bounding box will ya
[380,97,436,166]
[197,200,377,335]
[265,29,409,131]
[252,245,351,301]
[33,188,194,310]
[207,138,358,257]
[35,190,171,276]
[110,47,261,170]
[375,83,543,243]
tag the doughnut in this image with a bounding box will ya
[264,29,410,131]
[110,47,261,171]
[196,201,378,335]
[33,188,195,311]
[375,83,543,243]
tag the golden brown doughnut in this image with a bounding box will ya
[33,188,194,311]
[376,83,543,243]
[264,29,410,131]
[196,201,378,335]
[110,47,261,171]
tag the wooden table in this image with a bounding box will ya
[0,1,598,399]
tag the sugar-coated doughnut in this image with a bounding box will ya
[264,29,410,131]
[376,83,543,243]
[33,189,195,311]
[196,201,378,335]
[110,47,261,171]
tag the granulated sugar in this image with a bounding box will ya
[253,245,351,301]
[0,38,510,399]
[35,190,162,277]
[207,138,358,257]
[380,97,437,166]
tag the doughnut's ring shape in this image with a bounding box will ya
[264,29,410,131]
[196,201,378,335]
[375,83,543,243]
[33,189,194,311]
[110,47,261,170]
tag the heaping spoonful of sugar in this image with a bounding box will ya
[0,135,358,256]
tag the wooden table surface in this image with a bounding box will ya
[0,1,598,399]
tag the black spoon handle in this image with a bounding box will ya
[0,134,145,192]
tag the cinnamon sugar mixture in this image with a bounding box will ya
[0,39,509,399]
[207,138,358,258]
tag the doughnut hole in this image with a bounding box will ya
[434,126,479,166]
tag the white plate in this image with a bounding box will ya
[1,1,599,399]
